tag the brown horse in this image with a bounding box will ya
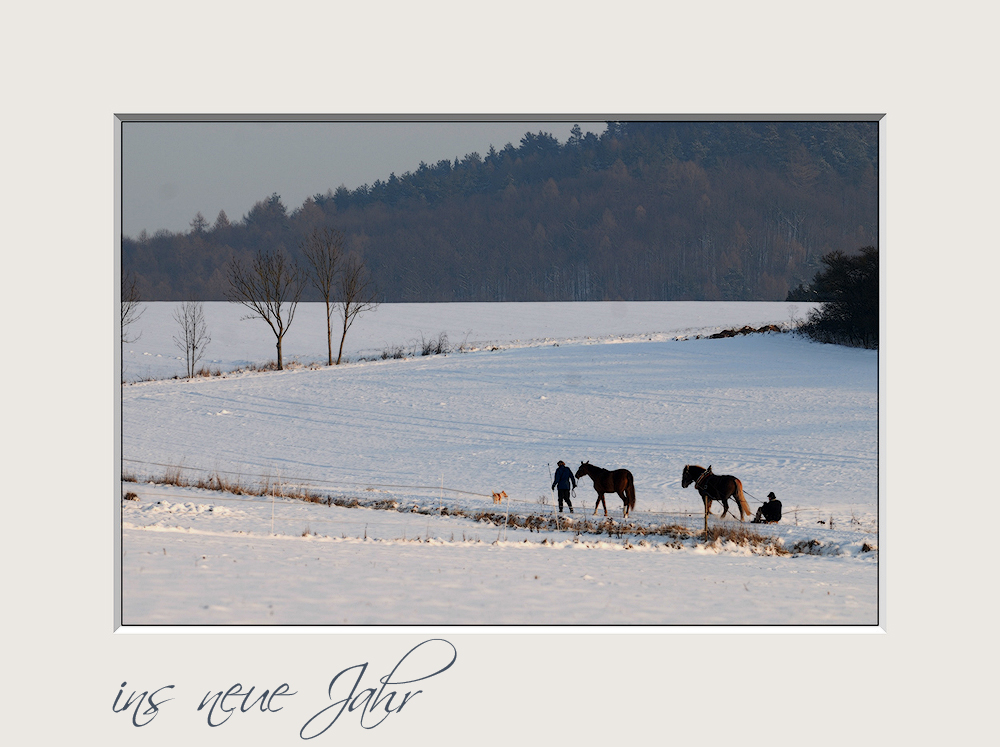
[575,461,636,518]
[681,464,752,521]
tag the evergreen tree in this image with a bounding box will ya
[190,211,208,233]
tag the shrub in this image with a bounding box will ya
[795,246,878,348]
[162,465,185,486]
[420,331,450,356]
[380,344,407,360]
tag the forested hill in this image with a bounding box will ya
[122,121,878,302]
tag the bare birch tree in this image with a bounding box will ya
[226,248,303,370]
[121,269,144,344]
[172,301,211,377]
[336,254,379,365]
[301,227,343,366]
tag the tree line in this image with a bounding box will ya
[122,239,879,375]
[123,121,878,303]
[122,227,379,373]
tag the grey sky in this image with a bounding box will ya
[121,120,607,237]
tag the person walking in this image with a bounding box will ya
[551,460,576,513]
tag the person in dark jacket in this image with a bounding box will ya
[551,460,576,513]
[753,492,782,523]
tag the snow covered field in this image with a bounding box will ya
[120,301,878,626]
[121,301,815,382]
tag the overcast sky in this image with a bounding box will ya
[120,120,608,237]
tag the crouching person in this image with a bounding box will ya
[753,492,782,523]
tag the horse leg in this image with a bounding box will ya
[617,491,629,518]
[719,498,730,520]
[723,488,745,521]
[728,493,743,522]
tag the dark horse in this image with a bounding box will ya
[681,464,752,521]
[575,461,636,518]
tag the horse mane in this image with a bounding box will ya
[682,464,706,487]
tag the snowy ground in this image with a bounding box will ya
[120,301,878,626]
[121,301,815,382]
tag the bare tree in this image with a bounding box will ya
[301,227,343,366]
[172,301,211,377]
[226,248,303,370]
[121,269,144,344]
[336,254,379,365]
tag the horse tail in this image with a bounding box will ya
[733,478,751,521]
[627,471,636,511]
